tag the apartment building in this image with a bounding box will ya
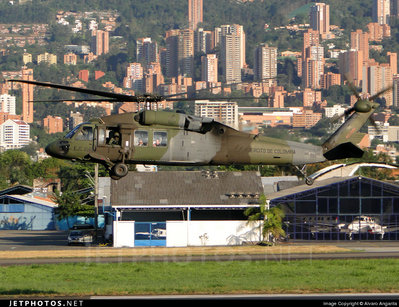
[0,119,30,151]
[195,100,239,129]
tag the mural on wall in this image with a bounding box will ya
[0,215,36,230]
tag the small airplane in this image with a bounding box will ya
[9,78,390,182]
[343,216,387,240]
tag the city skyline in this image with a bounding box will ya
[1,1,399,152]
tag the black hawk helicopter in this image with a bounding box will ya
[9,78,389,183]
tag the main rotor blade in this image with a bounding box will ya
[9,79,140,102]
[165,96,264,102]
[344,74,361,100]
[29,98,120,103]
[369,85,393,101]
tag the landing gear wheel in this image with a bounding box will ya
[110,163,128,180]
[305,177,314,186]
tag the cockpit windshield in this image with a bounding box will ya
[65,123,93,141]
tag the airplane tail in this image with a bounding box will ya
[322,81,391,161]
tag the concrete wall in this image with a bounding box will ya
[167,221,262,247]
[113,221,135,247]
[112,220,262,248]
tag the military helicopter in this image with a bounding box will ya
[10,78,389,184]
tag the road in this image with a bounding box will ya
[2,230,399,266]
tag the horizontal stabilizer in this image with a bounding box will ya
[323,142,364,160]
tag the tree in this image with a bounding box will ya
[244,194,286,245]
[52,190,94,229]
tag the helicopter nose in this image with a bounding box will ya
[45,140,70,158]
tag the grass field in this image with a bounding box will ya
[1,258,399,297]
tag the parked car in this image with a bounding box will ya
[67,230,93,246]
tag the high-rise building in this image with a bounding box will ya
[310,3,330,38]
[393,75,399,108]
[178,29,195,78]
[21,68,34,124]
[124,63,144,92]
[363,61,393,106]
[143,62,164,94]
[298,29,320,77]
[303,45,324,89]
[351,29,369,61]
[195,28,213,54]
[188,0,203,31]
[165,29,194,78]
[165,30,180,78]
[392,0,399,17]
[388,52,397,75]
[339,49,364,87]
[136,37,159,65]
[91,30,109,56]
[220,24,245,84]
[253,44,277,81]
[372,0,390,24]
[201,54,218,83]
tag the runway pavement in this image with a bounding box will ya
[2,230,399,265]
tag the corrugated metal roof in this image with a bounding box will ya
[266,176,399,201]
[110,171,263,207]
[0,194,57,208]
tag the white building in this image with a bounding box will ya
[195,100,239,130]
[0,94,16,115]
[0,119,30,151]
[324,105,347,119]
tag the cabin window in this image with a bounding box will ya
[153,131,167,147]
[134,130,148,147]
[106,128,121,145]
[75,126,93,141]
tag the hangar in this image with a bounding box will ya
[0,186,57,230]
[100,170,399,246]
[99,171,264,247]
[268,176,399,240]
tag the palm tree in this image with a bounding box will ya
[245,194,286,244]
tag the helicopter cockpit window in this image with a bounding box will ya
[153,131,167,147]
[134,130,148,147]
[65,124,83,139]
[74,126,93,141]
[98,128,106,145]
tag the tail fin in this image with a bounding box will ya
[322,108,375,160]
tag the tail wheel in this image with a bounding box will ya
[110,163,128,179]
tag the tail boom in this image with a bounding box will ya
[322,108,376,161]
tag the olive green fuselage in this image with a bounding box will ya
[46,110,326,168]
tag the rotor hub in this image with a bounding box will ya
[354,99,372,113]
